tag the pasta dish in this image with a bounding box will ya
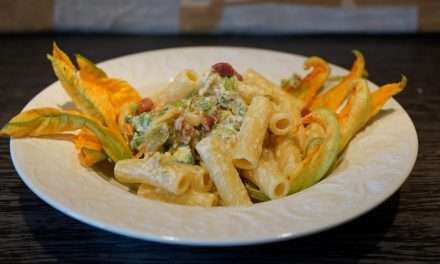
[1,44,406,207]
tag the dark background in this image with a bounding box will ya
[0,34,439,263]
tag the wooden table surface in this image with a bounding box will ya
[0,34,439,263]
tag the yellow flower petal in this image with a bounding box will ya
[292,56,330,108]
[311,50,365,111]
[289,108,340,193]
[1,108,132,162]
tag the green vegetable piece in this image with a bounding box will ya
[170,99,186,109]
[192,96,216,113]
[172,146,195,164]
[223,77,236,91]
[212,127,237,139]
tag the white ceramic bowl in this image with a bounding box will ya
[10,47,418,246]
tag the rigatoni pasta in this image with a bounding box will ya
[138,184,218,207]
[184,164,213,192]
[273,135,303,177]
[242,149,288,199]
[196,135,252,206]
[232,96,272,170]
[242,69,274,94]
[243,68,303,135]
[269,111,294,135]
[153,69,199,106]
[114,153,190,195]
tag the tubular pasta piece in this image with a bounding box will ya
[114,153,191,195]
[153,70,199,106]
[233,96,272,170]
[273,135,303,177]
[138,184,218,207]
[242,150,288,199]
[269,111,293,135]
[182,164,213,192]
[196,135,252,206]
